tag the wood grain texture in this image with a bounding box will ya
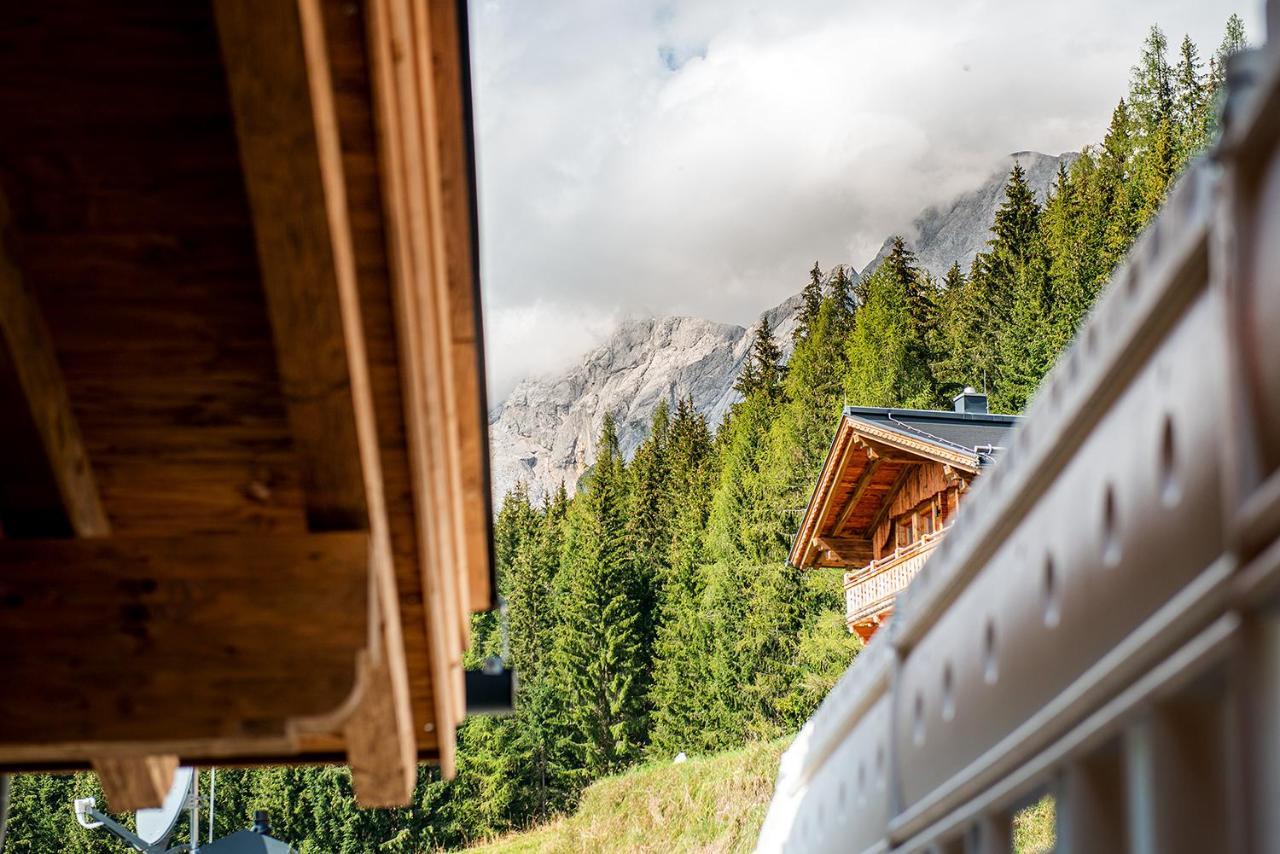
[317,0,442,756]
[424,0,493,615]
[0,0,489,782]
[0,191,107,538]
[0,533,368,761]
[0,1,310,539]
[367,0,466,776]
[214,0,417,804]
[866,466,915,539]
[215,0,368,534]
[813,535,874,568]
[92,755,178,811]
[832,457,883,537]
[342,648,417,805]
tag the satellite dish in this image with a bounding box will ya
[136,766,194,845]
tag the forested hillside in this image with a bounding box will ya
[2,17,1246,853]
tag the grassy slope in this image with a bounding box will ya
[469,739,1056,854]
[469,739,788,854]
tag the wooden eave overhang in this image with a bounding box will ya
[0,0,492,810]
[788,414,979,569]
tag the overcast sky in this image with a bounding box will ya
[469,0,1258,400]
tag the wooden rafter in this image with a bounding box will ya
[367,0,468,777]
[0,533,369,761]
[425,0,494,615]
[0,192,182,807]
[831,456,884,536]
[0,192,108,539]
[214,0,415,805]
[93,757,179,813]
[865,466,916,538]
[814,535,874,568]
[796,425,858,567]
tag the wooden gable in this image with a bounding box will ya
[790,415,978,569]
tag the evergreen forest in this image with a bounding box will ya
[2,17,1247,853]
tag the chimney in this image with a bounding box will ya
[953,386,988,415]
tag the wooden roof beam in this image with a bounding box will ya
[865,466,915,538]
[93,757,180,813]
[852,434,922,464]
[0,191,108,539]
[215,0,415,805]
[814,535,874,568]
[0,533,369,763]
[831,456,884,536]
[796,426,859,567]
[0,191,180,807]
[424,0,494,614]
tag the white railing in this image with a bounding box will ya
[760,73,1280,851]
[843,530,944,627]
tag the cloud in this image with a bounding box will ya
[470,0,1257,399]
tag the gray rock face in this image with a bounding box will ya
[490,316,743,502]
[488,151,1072,502]
[859,151,1074,281]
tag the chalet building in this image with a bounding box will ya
[790,389,1020,641]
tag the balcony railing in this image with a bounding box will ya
[843,528,945,628]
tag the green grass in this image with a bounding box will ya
[1013,793,1056,854]
[469,739,789,854]
[468,740,1057,854]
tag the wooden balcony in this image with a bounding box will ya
[844,529,945,633]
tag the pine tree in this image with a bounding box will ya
[733,316,786,402]
[987,163,1051,411]
[885,237,937,341]
[932,261,970,395]
[647,396,717,755]
[1131,26,1174,139]
[826,264,856,336]
[626,400,674,668]
[552,414,646,775]
[793,262,824,344]
[845,265,918,407]
[1211,13,1248,91]
[1098,99,1139,264]
[1173,34,1209,162]
[1130,26,1177,219]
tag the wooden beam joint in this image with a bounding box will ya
[92,755,179,812]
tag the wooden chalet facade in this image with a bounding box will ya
[0,0,493,811]
[790,391,1019,641]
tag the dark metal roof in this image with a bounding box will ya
[843,405,1022,466]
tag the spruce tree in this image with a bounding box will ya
[552,414,646,775]
[989,164,1051,411]
[1130,26,1177,219]
[844,263,924,407]
[626,400,674,669]
[1211,14,1248,91]
[733,316,786,402]
[793,262,824,344]
[932,262,970,395]
[827,264,856,335]
[1173,34,1209,161]
[1098,99,1139,264]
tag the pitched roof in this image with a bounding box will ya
[843,406,1021,466]
[789,405,1024,568]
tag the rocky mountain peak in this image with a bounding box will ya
[488,151,1073,503]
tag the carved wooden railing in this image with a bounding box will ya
[844,530,945,628]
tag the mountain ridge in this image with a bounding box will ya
[488,151,1070,502]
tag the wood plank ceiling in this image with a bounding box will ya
[0,0,493,809]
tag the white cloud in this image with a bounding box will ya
[471,0,1260,399]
